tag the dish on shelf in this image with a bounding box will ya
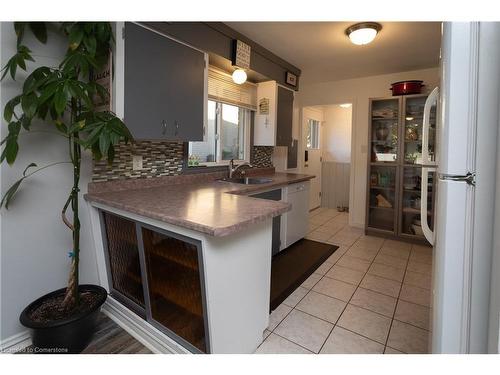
[411,224,424,236]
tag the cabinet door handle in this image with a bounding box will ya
[161,120,167,135]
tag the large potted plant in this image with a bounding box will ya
[1,22,132,353]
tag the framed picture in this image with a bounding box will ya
[285,71,297,87]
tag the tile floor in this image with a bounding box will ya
[255,207,433,354]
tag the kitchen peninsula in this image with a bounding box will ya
[85,171,313,353]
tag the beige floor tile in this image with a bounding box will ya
[320,326,384,354]
[355,235,385,249]
[306,230,331,242]
[360,274,402,298]
[412,244,433,254]
[283,286,309,307]
[394,300,430,330]
[368,263,406,282]
[399,284,431,307]
[326,249,344,264]
[309,217,328,226]
[409,251,433,265]
[263,329,272,340]
[387,320,429,354]
[407,260,432,275]
[384,346,404,354]
[373,253,407,269]
[383,239,412,251]
[337,304,392,344]
[314,225,340,236]
[404,270,432,290]
[296,290,346,324]
[314,261,334,275]
[308,224,320,233]
[325,265,365,285]
[321,221,345,232]
[330,214,349,224]
[268,304,292,330]
[379,246,410,260]
[346,247,378,261]
[337,255,372,272]
[312,277,357,302]
[301,273,322,289]
[255,333,313,354]
[328,233,359,247]
[350,288,397,317]
[274,309,333,353]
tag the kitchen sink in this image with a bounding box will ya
[218,177,273,185]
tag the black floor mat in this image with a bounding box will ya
[270,239,338,311]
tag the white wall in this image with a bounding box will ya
[0,23,98,343]
[296,67,440,227]
[322,105,352,163]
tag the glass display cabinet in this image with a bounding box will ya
[366,93,436,244]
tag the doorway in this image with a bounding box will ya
[302,104,353,214]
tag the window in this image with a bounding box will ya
[188,100,251,166]
[306,119,320,149]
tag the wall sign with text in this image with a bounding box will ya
[232,39,251,69]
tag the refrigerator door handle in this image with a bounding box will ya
[422,87,439,166]
[421,166,436,245]
[439,172,476,186]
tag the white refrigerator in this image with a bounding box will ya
[420,22,500,353]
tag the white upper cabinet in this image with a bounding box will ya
[254,81,294,146]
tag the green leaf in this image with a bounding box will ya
[13,22,26,45]
[29,23,47,44]
[107,145,115,164]
[53,84,67,115]
[2,136,19,165]
[37,81,59,106]
[98,131,110,156]
[0,178,23,209]
[4,95,21,122]
[83,35,97,56]
[21,93,38,118]
[54,119,68,134]
[68,26,84,51]
[23,162,37,176]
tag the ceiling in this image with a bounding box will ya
[225,22,441,84]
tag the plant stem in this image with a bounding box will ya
[62,99,81,310]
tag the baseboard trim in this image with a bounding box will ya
[102,297,189,354]
[0,330,31,353]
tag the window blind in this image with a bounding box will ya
[208,67,257,111]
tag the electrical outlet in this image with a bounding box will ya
[132,155,143,170]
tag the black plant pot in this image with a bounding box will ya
[19,284,107,354]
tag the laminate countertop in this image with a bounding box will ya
[85,172,314,237]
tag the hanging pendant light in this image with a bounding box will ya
[345,22,382,45]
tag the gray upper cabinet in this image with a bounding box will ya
[276,86,294,147]
[124,23,207,141]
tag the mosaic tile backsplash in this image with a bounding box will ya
[92,143,275,182]
[92,141,184,182]
[251,146,274,168]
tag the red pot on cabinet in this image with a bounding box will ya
[390,80,424,96]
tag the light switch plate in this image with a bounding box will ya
[132,155,143,170]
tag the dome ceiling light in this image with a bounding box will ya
[345,22,382,45]
[232,68,247,84]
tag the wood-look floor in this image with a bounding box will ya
[17,313,151,354]
[82,313,151,354]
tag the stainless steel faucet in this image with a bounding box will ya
[229,159,253,178]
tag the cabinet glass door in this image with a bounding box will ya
[370,98,400,163]
[403,95,437,164]
[368,165,397,232]
[102,212,145,311]
[142,227,207,353]
[400,166,435,240]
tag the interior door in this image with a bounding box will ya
[303,113,322,210]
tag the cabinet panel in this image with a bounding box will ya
[370,98,400,163]
[102,212,145,310]
[141,227,207,353]
[276,86,293,146]
[367,165,398,233]
[124,23,206,141]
